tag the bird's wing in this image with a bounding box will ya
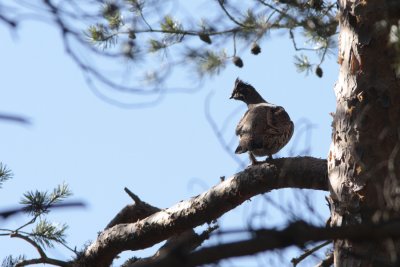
[235,109,249,135]
[237,104,291,135]
[235,104,293,154]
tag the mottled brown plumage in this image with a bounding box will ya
[230,78,294,164]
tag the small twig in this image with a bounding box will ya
[258,0,295,20]
[124,187,143,204]
[139,12,152,30]
[15,217,37,232]
[290,29,323,52]
[318,45,329,66]
[217,0,247,28]
[291,240,332,266]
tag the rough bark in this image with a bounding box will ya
[78,156,327,267]
[328,0,400,265]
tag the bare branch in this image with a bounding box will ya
[11,233,70,267]
[128,220,400,267]
[124,187,143,204]
[216,0,247,28]
[15,257,70,267]
[80,157,327,267]
[11,233,46,259]
[105,189,160,229]
[291,240,332,266]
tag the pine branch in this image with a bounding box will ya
[10,233,70,267]
[79,157,327,267]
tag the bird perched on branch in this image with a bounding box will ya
[230,78,294,165]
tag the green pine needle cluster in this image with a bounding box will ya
[102,2,123,30]
[148,39,166,52]
[0,163,12,189]
[1,255,26,267]
[20,183,72,216]
[31,219,68,248]
[294,54,312,74]
[83,0,339,81]
[161,15,182,33]
[197,50,227,76]
[1,178,74,265]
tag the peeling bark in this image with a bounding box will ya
[328,0,400,265]
[78,156,327,267]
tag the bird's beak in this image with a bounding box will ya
[229,95,234,99]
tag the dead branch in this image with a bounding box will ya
[105,188,160,229]
[79,156,327,266]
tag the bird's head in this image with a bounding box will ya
[230,78,265,104]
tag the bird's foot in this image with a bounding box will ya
[264,155,273,163]
[249,153,261,166]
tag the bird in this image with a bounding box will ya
[230,78,294,165]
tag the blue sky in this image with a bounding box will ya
[1,5,337,266]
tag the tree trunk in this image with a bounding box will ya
[328,0,400,266]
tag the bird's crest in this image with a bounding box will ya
[230,77,257,101]
[234,77,252,89]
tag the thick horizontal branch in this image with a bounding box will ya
[130,220,400,267]
[81,156,327,267]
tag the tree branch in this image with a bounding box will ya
[291,240,332,266]
[80,156,327,266]
[11,233,70,267]
[128,220,400,267]
[11,233,46,259]
[126,225,218,267]
[105,189,160,229]
[15,257,69,267]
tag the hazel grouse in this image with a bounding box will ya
[230,78,294,165]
